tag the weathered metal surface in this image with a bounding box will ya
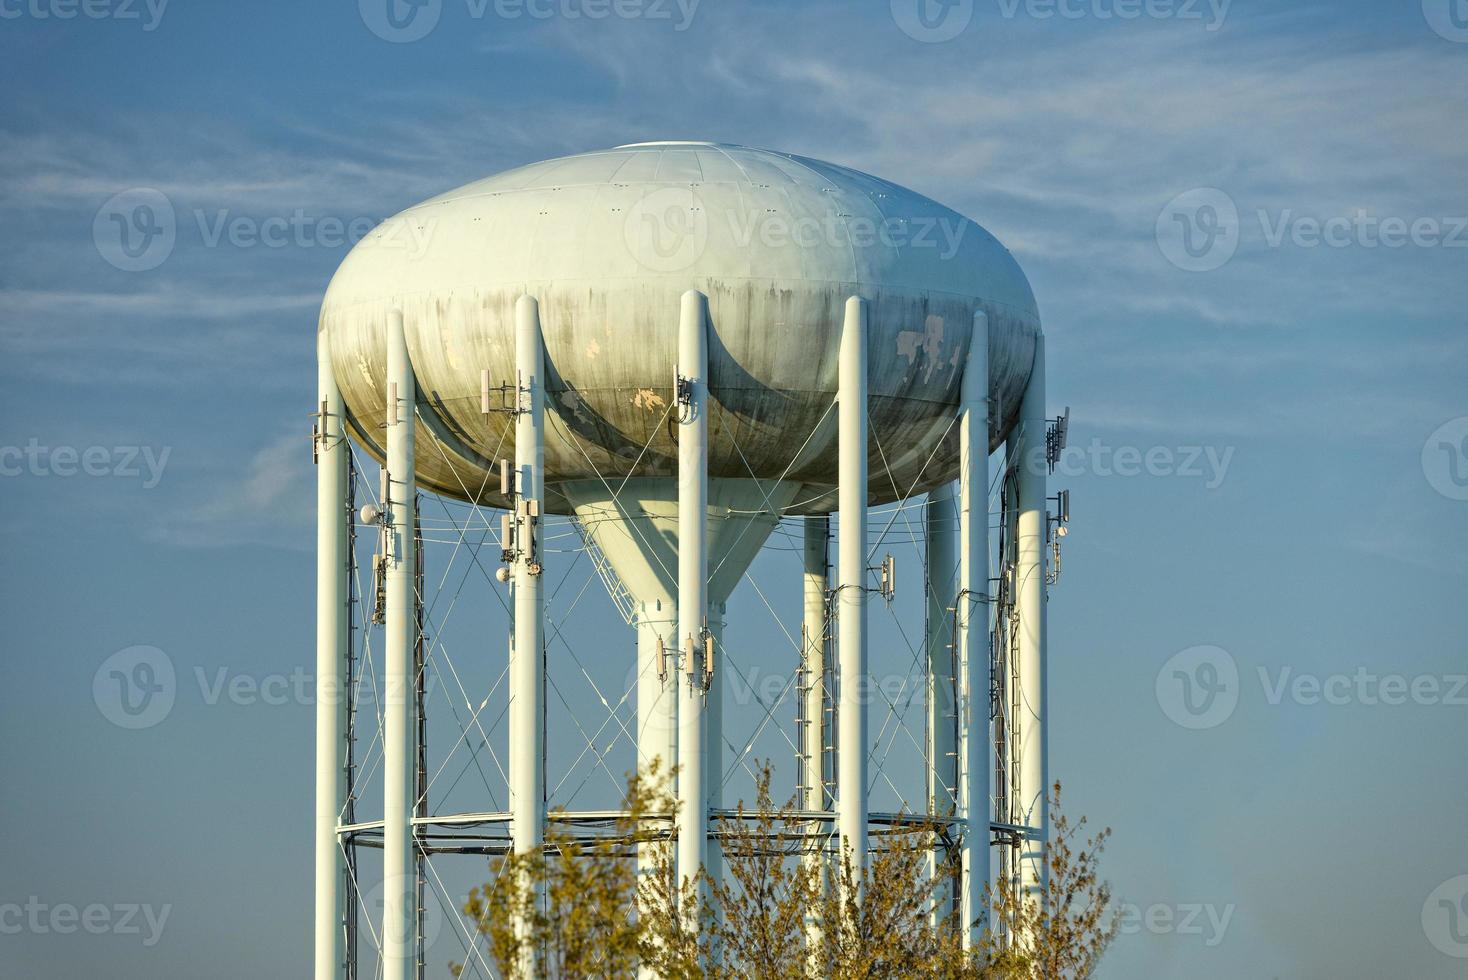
[319,142,1042,514]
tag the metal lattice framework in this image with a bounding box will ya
[313,301,1055,980]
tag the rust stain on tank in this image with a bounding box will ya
[632,388,666,411]
[895,314,946,382]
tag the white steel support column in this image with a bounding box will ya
[636,605,674,892]
[837,295,869,881]
[802,516,830,958]
[958,313,992,942]
[636,600,675,980]
[511,295,546,863]
[1013,334,1048,899]
[802,517,830,814]
[924,482,957,918]
[676,290,710,892]
[315,334,349,980]
[705,609,726,896]
[382,309,417,980]
[636,602,677,781]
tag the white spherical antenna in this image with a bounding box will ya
[359,503,381,525]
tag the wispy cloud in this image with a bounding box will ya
[0,288,319,319]
[147,430,314,550]
[3,8,1463,400]
[513,11,1468,327]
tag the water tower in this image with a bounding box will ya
[312,142,1059,979]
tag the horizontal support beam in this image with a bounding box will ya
[340,811,1044,836]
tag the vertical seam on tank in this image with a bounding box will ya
[712,144,755,278]
[605,151,643,183]
[774,152,862,288]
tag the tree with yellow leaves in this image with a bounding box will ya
[457,770,1114,979]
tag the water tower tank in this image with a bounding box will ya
[318,141,1042,515]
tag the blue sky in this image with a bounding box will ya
[2,1,1466,977]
